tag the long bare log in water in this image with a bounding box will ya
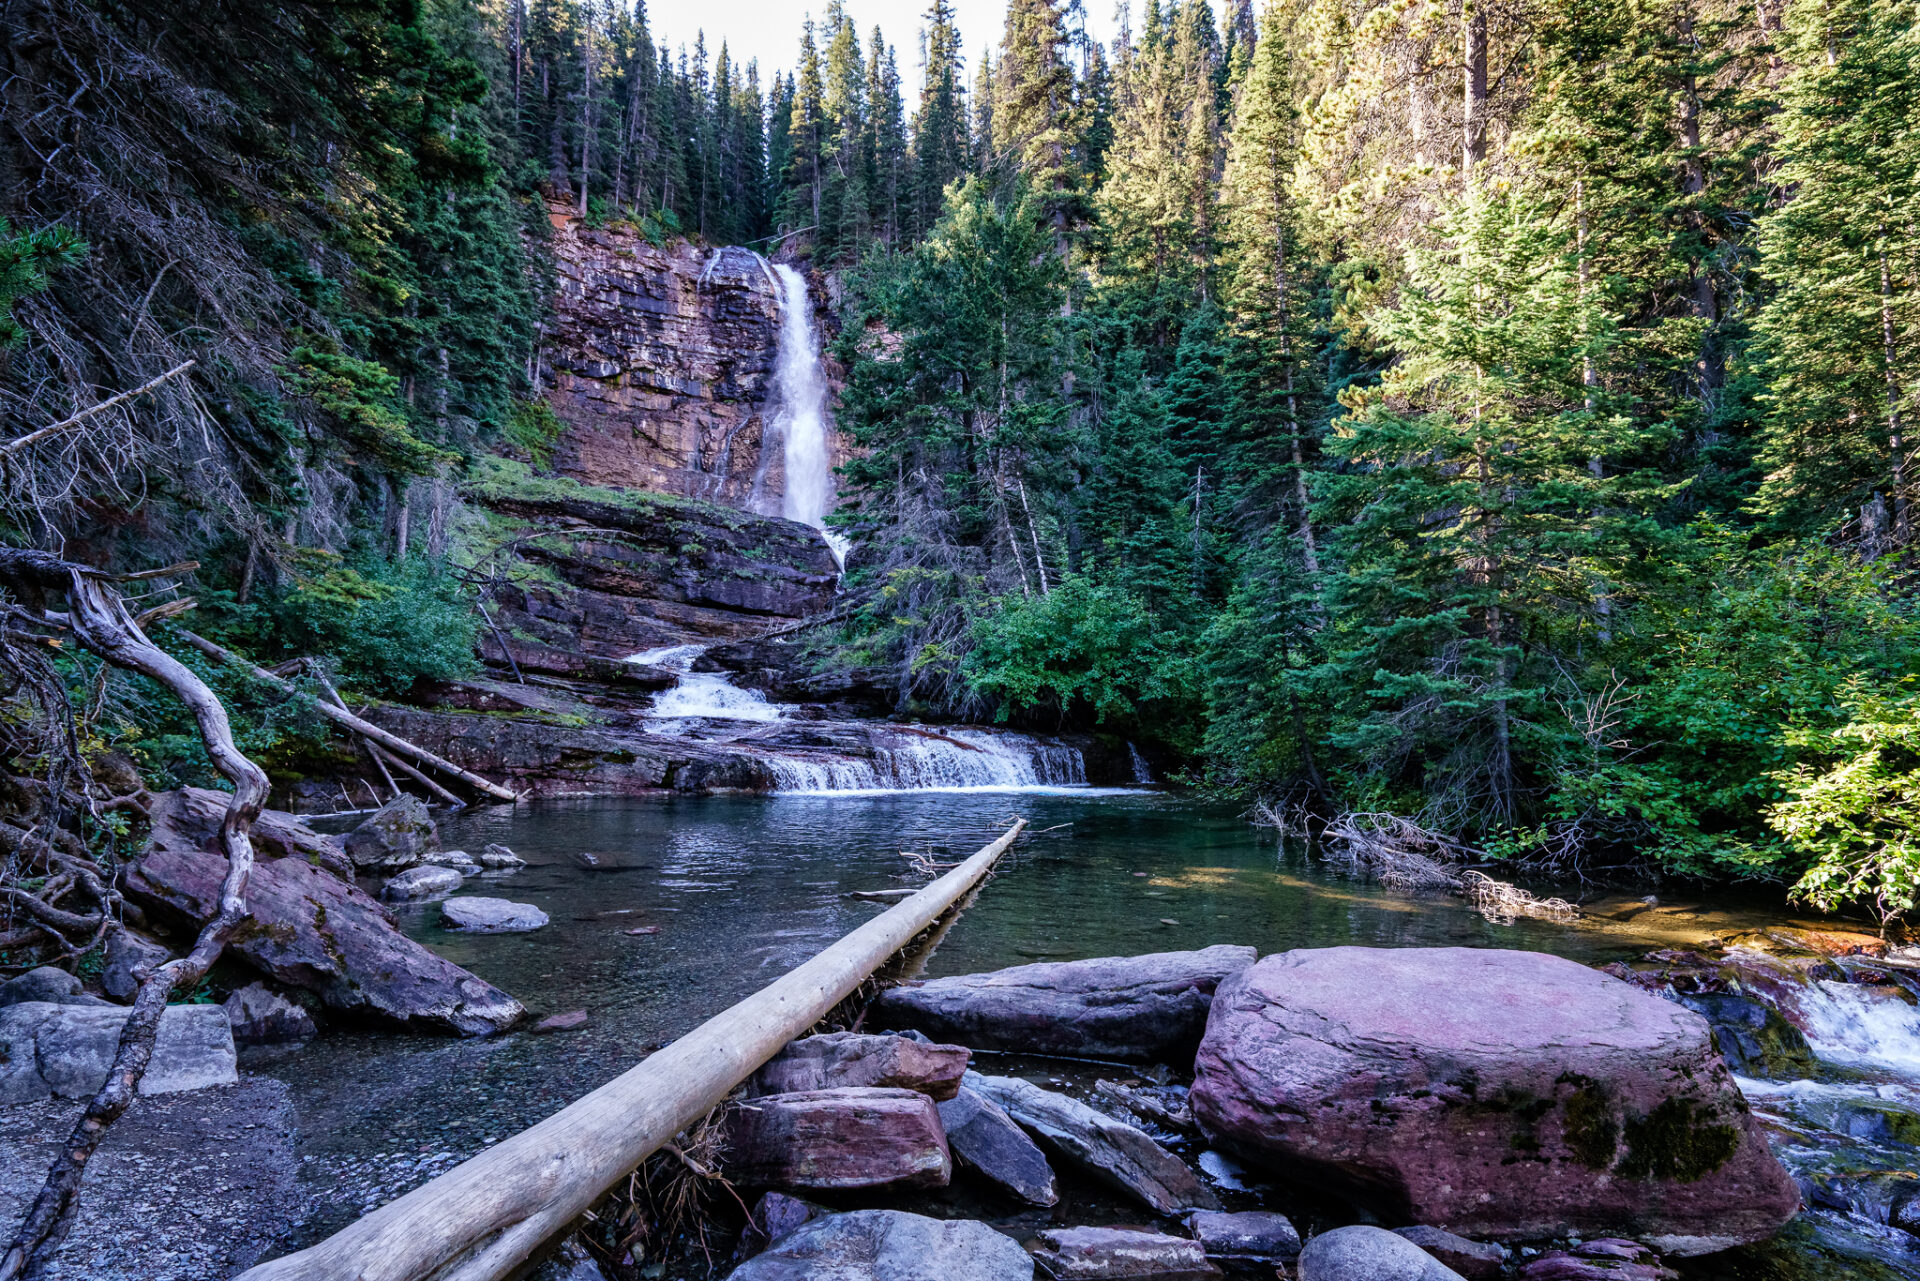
[0,550,267,1280]
[171,628,518,803]
[236,818,1028,1281]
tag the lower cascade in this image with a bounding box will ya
[627,643,1094,793]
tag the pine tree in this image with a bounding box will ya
[992,0,1079,225]
[783,22,827,239]
[1752,0,1920,542]
[911,0,970,237]
[867,34,909,251]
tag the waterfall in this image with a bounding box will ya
[1127,742,1155,784]
[1792,979,1920,1077]
[628,644,786,723]
[765,264,849,564]
[765,727,1089,794]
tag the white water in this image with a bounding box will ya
[766,264,849,565]
[1127,742,1155,785]
[767,728,1089,794]
[1793,978,1920,1077]
[628,644,786,723]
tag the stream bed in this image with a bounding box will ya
[278,791,1920,1278]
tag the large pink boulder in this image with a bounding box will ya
[1189,948,1799,1255]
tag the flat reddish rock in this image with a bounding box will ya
[720,1087,951,1191]
[750,1032,969,1101]
[1190,947,1799,1255]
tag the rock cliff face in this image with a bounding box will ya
[539,204,848,512]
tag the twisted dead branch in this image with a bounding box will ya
[1321,811,1579,924]
[0,549,265,1280]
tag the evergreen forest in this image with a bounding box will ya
[4,0,1920,924]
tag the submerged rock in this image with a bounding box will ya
[750,1032,969,1101]
[1187,1210,1300,1263]
[343,796,438,871]
[1392,1227,1506,1280]
[223,983,316,1044]
[1190,948,1800,1254]
[1517,1239,1677,1281]
[382,866,465,901]
[0,1002,235,1103]
[0,967,112,1008]
[480,843,526,869]
[725,1209,1033,1281]
[937,1084,1059,1206]
[129,816,524,1036]
[1298,1226,1465,1281]
[720,1087,952,1191]
[1027,1226,1220,1280]
[422,849,482,875]
[872,945,1256,1062]
[967,1072,1218,1214]
[439,897,549,933]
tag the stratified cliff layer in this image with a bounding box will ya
[539,204,845,511]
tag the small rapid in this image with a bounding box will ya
[765,728,1089,794]
[627,644,786,723]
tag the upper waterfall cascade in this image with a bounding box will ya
[761,263,849,565]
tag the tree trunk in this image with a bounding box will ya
[1881,232,1909,541]
[0,553,266,1281]
[1462,1,1488,189]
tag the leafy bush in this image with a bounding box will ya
[963,576,1202,741]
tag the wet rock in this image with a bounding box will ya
[439,897,549,933]
[1518,1239,1677,1281]
[0,1002,235,1103]
[0,966,112,1008]
[726,1209,1033,1281]
[1027,1226,1220,1279]
[937,1084,1059,1206]
[222,983,316,1044]
[343,796,438,872]
[1836,1100,1920,1146]
[967,1072,1218,1215]
[1190,947,1800,1253]
[720,1087,952,1191]
[1298,1226,1465,1281]
[872,945,1257,1063]
[382,866,465,901]
[101,930,173,1001]
[1392,1227,1505,1280]
[1187,1210,1300,1263]
[751,1031,970,1101]
[1671,991,1818,1079]
[480,843,525,869]
[532,1009,590,1034]
[422,849,482,875]
[129,821,524,1035]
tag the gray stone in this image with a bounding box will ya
[873,945,1256,1062]
[1517,1239,1677,1281]
[751,1032,970,1101]
[966,1072,1217,1215]
[0,967,111,1008]
[938,1085,1058,1206]
[480,843,526,869]
[102,931,172,1001]
[422,849,482,875]
[343,796,438,872]
[1027,1226,1220,1279]
[223,983,316,1044]
[1298,1226,1465,1281]
[1187,1211,1300,1263]
[531,1235,611,1281]
[1393,1227,1506,1279]
[735,1192,822,1261]
[129,808,524,1036]
[440,897,549,933]
[727,1210,1033,1281]
[720,1087,951,1191]
[0,1002,235,1103]
[382,866,465,901]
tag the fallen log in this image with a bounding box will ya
[236,817,1027,1281]
[172,630,518,804]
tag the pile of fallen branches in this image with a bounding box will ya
[1320,811,1580,924]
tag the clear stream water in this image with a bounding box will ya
[277,792,1920,1278]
